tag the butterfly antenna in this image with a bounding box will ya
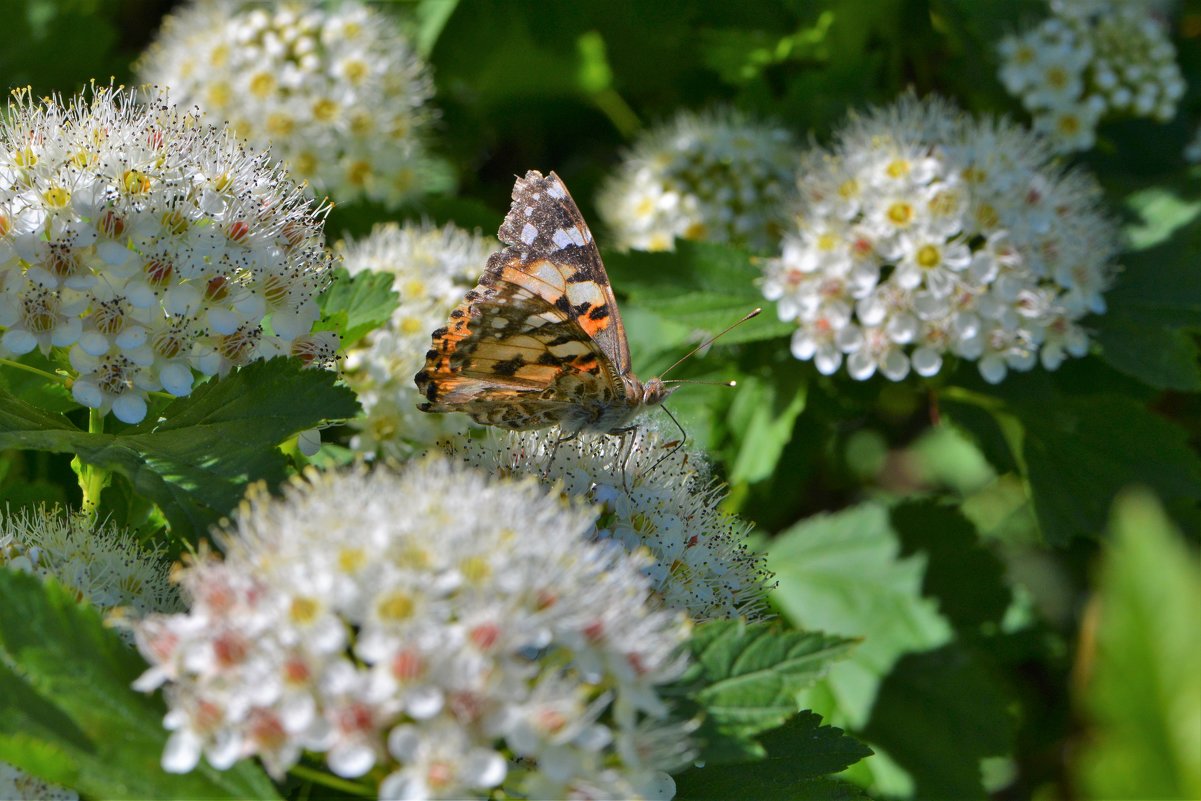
[658,307,762,379]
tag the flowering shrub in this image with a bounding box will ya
[0,4,1196,801]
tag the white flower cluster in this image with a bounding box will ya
[998,0,1185,152]
[598,108,799,253]
[0,86,335,424]
[340,222,497,458]
[1,505,179,801]
[133,459,694,800]
[763,94,1118,384]
[0,505,179,624]
[448,426,772,622]
[138,0,437,208]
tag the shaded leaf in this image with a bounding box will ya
[675,712,871,800]
[1019,396,1201,546]
[861,644,1015,801]
[0,570,278,799]
[603,241,794,346]
[890,500,1010,631]
[0,360,358,538]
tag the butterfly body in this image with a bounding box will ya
[415,170,676,435]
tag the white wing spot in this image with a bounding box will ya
[523,206,534,217]
[567,226,586,246]
[520,222,538,245]
[531,193,541,200]
[583,226,593,242]
[552,228,573,250]
[546,181,566,199]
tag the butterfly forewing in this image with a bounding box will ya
[415,170,645,433]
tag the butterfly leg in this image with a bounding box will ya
[644,403,688,480]
[546,427,578,479]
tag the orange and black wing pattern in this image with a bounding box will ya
[414,170,634,431]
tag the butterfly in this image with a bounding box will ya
[414,170,676,435]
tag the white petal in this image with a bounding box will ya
[72,379,104,409]
[80,331,111,356]
[112,393,148,424]
[463,748,507,789]
[3,329,37,355]
[298,428,322,457]
[162,729,203,773]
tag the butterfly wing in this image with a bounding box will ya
[415,170,639,431]
[492,170,632,375]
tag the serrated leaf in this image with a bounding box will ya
[674,712,871,800]
[0,360,358,538]
[860,644,1015,801]
[1073,491,1201,800]
[317,267,399,350]
[0,570,278,799]
[1017,396,1201,546]
[670,619,857,764]
[727,371,807,485]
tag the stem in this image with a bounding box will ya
[593,88,641,141]
[288,764,374,797]
[0,357,66,384]
[78,408,109,516]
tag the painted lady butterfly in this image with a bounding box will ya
[414,170,675,434]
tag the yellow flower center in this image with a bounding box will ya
[886,201,914,226]
[377,591,415,622]
[886,159,910,179]
[916,244,942,269]
[338,546,366,573]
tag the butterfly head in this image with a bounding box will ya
[634,375,678,408]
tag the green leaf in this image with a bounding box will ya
[1017,396,1201,546]
[602,241,795,346]
[1121,185,1201,252]
[0,570,278,799]
[412,0,461,56]
[0,360,358,538]
[1074,491,1201,800]
[674,712,871,800]
[860,644,1015,801]
[670,619,857,764]
[768,502,951,793]
[727,370,807,485]
[317,267,400,350]
[889,501,1010,631]
[1096,183,1201,390]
